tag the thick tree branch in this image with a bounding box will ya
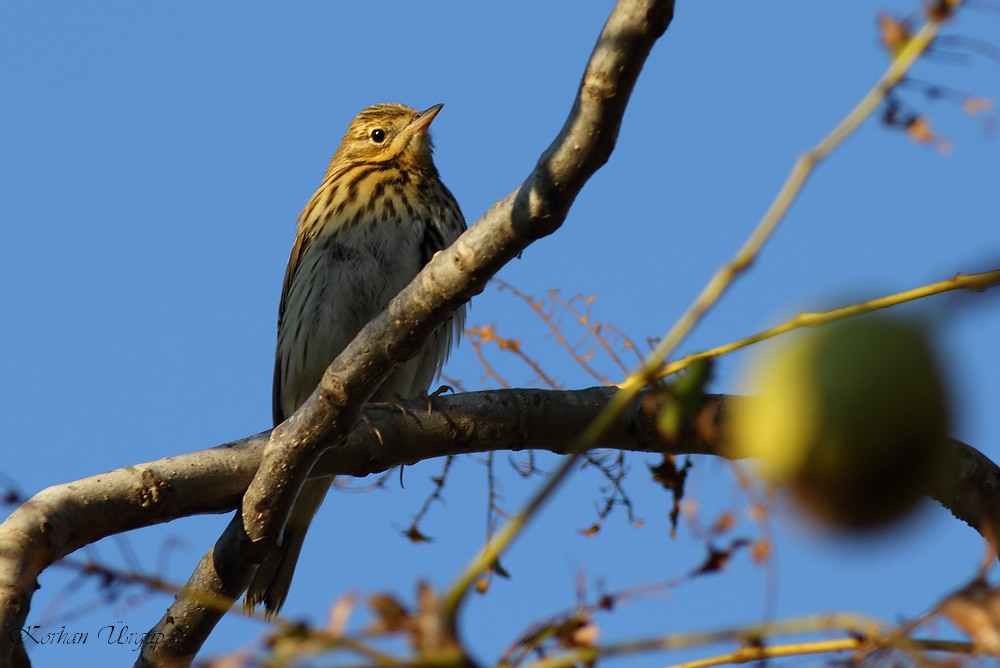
[1,391,998,663]
[2,389,997,562]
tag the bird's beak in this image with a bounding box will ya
[409,104,444,134]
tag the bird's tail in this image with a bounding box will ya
[245,475,332,616]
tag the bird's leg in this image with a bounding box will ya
[359,411,385,446]
[425,384,454,414]
[363,385,453,439]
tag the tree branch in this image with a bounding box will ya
[1,388,998,664]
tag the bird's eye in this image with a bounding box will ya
[370,128,386,143]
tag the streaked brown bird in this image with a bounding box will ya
[245,103,466,615]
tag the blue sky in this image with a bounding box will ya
[2,2,999,666]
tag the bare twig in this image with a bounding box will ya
[648,269,1000,383]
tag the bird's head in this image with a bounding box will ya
[331,103,442,169]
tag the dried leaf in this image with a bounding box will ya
[693,539,751,575]
[904,116,953,155]
[696,548,729,575]
[751,539,773,565]
[403,524,434,543]
[878,12,911,54]
[938,578,1000,655]
[651,456,679,490]
[411,582,464,657]
[570,621,600,647]
[369,593,411,633]
[649,455,693,538]
[710,512,736,535]
[963,97,994,115]
[907,115,935,143]
[747,503,770,523]
[555,614,596,649]
[326,592,357,638]
[925,0,956,21]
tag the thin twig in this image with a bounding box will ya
[646,268,1000,383]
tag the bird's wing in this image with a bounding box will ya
[272,217,314,426]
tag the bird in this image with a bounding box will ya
[244,103,466,615]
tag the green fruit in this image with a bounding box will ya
[732,316,949,529]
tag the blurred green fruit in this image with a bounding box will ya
[732,316,949,529]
